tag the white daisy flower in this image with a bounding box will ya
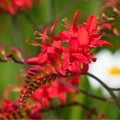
[88,49,120,96]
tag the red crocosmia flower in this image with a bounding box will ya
[70,76,80,87]
[31,102,42,114]
[59,10,113,73]
[51,77,80,103]
[31,84,58,107]
[51,80,72,104]
[20,10,113,107]
[61,48,90,74]
[30,77,78,105]
[0,85,42,119]
[27,20,63,68]
[0,0,42,15]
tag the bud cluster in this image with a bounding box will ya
[0,46,25,64]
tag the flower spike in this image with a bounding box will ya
[19,10,113,108]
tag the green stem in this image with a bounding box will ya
[40,101,98,115]
[86,72,120,110]
[56,78,114,104]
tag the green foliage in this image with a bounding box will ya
[0,0,120,119]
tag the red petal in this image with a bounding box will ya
[62,59,69,70]
[86,15,97,34]
[31,102,42,114]
[83,64,89,73]
[69,38,79,53]
[59,92,66,104]
[53,41,61,49]
[35,102,42,111]
[47,46,55,54]
[51,19,59,40]
[58,31,71,42]
[57,69,66,76]
[101,23,114,31]
[96,40,113,47]
[75,54,91,64]
[8,6,16,15]
[26,0,32,9]
[68,62,81,74]
[86,52,97,62]
[73,10,79,32]
[62,51,69,59]
[71,76,80,87]
[27,57,39,65]
[38,52,48,64]
[42,27,48,45]
[42,98,49,107]
[78,25,89,47]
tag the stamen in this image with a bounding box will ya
[109,68,120,75]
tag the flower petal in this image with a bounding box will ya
[69,38,79,53]
[73,10,79,32]
[42,97,49,107]
[27,57,39,65]
[42,27,48,45]
[83,64,89,73]
[95,40,113,47]
[51,19,59,40]
[62,51,69,59]
[86,15,97,34]
[59,92,66,104]
[47,46,55,54]
[38,52,48,64]
[53,41,61,49]
[78,25,89,47]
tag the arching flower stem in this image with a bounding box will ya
[60,72,120,109]
[56,78,114,105]
[40,101,98,115]
[86,72,120,109]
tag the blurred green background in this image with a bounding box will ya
[0,0,120,119]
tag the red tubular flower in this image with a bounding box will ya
[0,85,42,119]
[19,10,113,108]
[0,0,42,15]
[27,20,63,68]
[59,10,113,73]
[30,82,63,107]
[50,77,79,104]
[30,77,80,105]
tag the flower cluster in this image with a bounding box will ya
[19,10,112,108]
[0,83,103,119]
[30,76,79,108]
[0,85,42,119]
[0,0,42,15]
[19,65,80,107]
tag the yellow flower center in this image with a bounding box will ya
[109,68,120,75]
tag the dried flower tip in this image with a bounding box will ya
[10,47,25,62]
[100,12,110,21]
[92,105,98,111]
[97,113,105,119]
[0,46,5,55]
[111,6,120,15]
